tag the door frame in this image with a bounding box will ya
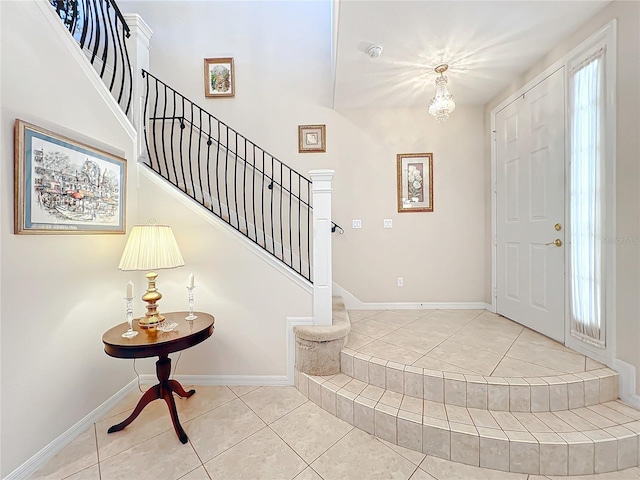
[490,20,617,367]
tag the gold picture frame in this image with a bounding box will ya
[298,124,326,153]
[14,119,127,234]
[204,57,235,98]
[396,153,433,213]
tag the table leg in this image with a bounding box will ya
[107,354,195,444]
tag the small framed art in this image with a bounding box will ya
[14,119,127,234]
[204,57,235,98]
[298,124,326,153]
[396,153,433,213]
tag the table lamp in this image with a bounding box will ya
[118,224,185,328]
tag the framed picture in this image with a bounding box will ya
[396,153,433,213]
[298,124,326,153]
[204,57,235,98]
[14,119,127,234]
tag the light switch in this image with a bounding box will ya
[383,219,393,228]
[352,219,362,229]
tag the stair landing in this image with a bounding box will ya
[294,308,639,476]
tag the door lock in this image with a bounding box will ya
[546,239,562,247]
[555,223,562,231]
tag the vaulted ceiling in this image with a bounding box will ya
[333,0,610,109]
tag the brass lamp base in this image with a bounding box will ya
[139,271,165,328]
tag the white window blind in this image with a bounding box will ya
[569,47,606,347]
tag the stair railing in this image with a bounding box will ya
[49,0,133,115]
[141,70,343,282]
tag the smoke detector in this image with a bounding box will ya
[366,45,383,58]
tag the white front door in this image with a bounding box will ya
[495,68,566,342]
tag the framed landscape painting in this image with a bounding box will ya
[204,57,235,98]
[396,152,433,213]
[14,119,126,234]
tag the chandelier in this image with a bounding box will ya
[428,64,456,122]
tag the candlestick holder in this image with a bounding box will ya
[122,297,138,338]
[186,286,197,320]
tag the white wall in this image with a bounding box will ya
[485,0,640,394]
[0,1,137,476]
[134,170,313,377]
[121,0,488,304]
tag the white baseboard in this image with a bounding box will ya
[332,282,491,311]
[5,379,139,480]
[170,374,293,386]
[613,358,640,409]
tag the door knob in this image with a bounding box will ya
[546,239,562,247]
[555,223,562,231]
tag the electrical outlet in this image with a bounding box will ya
[397,277,403,287]
[384,219,393,228]
[352,219,362,229]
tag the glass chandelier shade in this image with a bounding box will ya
[428,65,456,122]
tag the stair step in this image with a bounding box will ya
[339,348,619,412]
[295,369,640,475]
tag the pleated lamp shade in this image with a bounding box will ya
[118,224,185,271]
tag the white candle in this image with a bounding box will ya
[188,273,195,288]
[126,281,134,299]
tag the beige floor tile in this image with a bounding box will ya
[64,464,101,480]
[185,397,265,463]
[348,310,384,322]
[95,397,176,461]
[469,312,525,335]
[228,385,260,397]
[517,328,577,353]
[294,467,324,480]
[427,341,503,375]
[378,438,427,466]
[586,357,607,371]
[424,309,484,324]
[178,466,212,479]
[419,455,528,479]
[446,327,519,355]
[99,429,201,480]
[546,467,640,479]
[403,318,464,337]
[373,310,433,325]
[350,318,400,339]
[175,385,237,422]
[358,340,424,364]
[409,468,437,479]
[203,427,307,480]
[347,331,375,350]
[240,386,307,424]
[311,428,417,479]
[492,356,565,377]
[379,328,450,354]
[505,341,586,374]
[32,426,98,479]
[412,356,476,375]
[99,389,148,422]
[270,401,353,463]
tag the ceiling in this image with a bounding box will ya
[333,0,610,109]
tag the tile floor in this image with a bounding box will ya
[33,385,640,480]
[347,310,605,377]
[32,309,636,479]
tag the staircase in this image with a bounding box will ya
[294,304,640,476]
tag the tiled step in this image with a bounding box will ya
[295,369,640,475]
[339,348,620,412]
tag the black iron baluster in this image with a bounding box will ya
[215,121,222,217]
[150,78,162,178]
[298,175,302,275]
[223,125,231,224]
[177,97,187,192]
[242,138,248,236]
[187,102,195,199]
[196,108,205,206]
[141,71,151,167]
[251,143,257,242]
[262,150,267,249]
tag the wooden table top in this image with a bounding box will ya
[102,311,214,359]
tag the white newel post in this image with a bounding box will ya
[310,169,335,326]
[123,14,153,160]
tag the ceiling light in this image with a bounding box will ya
[428,64,456,122]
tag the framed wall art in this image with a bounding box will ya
[14,119,127,234]
[396,152,433,213]
[204,57,235,98]
[298,124,326,153]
